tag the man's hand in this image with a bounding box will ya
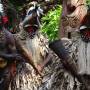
[37,64,43,72]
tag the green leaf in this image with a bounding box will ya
[41,5,62,41]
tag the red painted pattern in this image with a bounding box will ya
[83,30,90,37]
[2,16,8,24]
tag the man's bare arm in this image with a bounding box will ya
[15,38,42,76]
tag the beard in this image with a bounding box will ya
[78,38,90,75]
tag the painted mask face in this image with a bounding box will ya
[80,26,90,42]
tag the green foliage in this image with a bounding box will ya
[41,6,62,41]
[87,0,90,5]
[86,0,90,9]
